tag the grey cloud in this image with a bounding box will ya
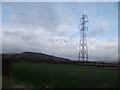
[3,3,74,33]
[2,26,118,62]
[88,38,118,61]
[88,29,105,37]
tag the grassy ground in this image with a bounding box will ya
[11,62,118,88]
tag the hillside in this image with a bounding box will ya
[2,52,71,63]
[2,51,118,67]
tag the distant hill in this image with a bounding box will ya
[2,52,118,68]
[2,52,71,63]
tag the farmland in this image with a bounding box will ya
[10,62,118,88]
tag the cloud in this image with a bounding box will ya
[88,18,110,37]
[2,26,118,61]
[97,19,110,27]
[2,2,118,61]
[88,38,118,61]
[2,2,75,33]
[88,29,104,37]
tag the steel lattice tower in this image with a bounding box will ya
[78,15,88,61]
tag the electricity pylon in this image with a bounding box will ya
[78,15,88,61]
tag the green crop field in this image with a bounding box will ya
[11,62,118,88]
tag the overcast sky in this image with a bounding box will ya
[1,2,118,61]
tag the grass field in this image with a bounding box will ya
[11,62,118,88]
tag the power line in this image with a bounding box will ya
[1,10,77,27]
[1,4,70,22]
[1,4,79,24]
[2,3,51,11]
[1,10,59,21]
[1,4,78,28]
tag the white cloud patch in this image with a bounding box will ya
[2,26,118,61]
[88,38,118,61]
[97,19,110,28]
